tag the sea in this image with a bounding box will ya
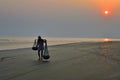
[0,37,120,50]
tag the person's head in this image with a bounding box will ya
[38,36,41,39]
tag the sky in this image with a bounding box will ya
[0,0,120,38]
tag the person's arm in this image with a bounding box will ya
[36,39,39,47]
[44,39,47,43]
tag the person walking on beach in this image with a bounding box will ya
[36,36,46,60]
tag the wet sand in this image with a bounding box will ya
[0,41,120,80]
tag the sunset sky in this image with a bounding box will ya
[0,0,120,38]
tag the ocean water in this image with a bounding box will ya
[0,37,120,50]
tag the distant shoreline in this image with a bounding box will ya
[1,41,120,52]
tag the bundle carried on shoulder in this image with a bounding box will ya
[43,40,50,59]
[32,39,38,51]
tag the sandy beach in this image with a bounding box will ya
[0,41,120,80]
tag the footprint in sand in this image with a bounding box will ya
[0,56,14,62]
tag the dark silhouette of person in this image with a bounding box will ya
[36,36,46,60]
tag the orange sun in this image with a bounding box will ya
[102,10,111,16]
[104,10,109,14]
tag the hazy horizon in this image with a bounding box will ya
[0,0,120,38]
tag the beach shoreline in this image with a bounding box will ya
[1,37,120,51]
[0,40,120,51]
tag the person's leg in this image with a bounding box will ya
[38,50,40,60]
[41,50,44,60]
